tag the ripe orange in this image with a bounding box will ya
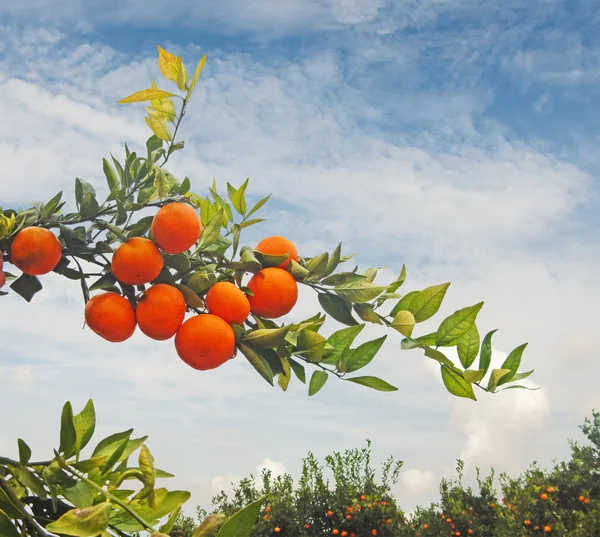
[455,533,461,537]
[327,511,334,517]
[539,493,548,501]
[111,237,163,285]
[274,528,281,534]
[468,531,473,536]
[265,507,271,513]
[85,292,136,342]
[579,495,585,502]
[345,515,352,520]
[546,486,555,493]
[0,271,5,289]
[341,532,348,537]
[255,236,299,269]
[524,520,531,526]
[332,530,339,535]
[175,314,235,370]
[10,227,62,276]
[380,500,387,506]
[136,284,186,340]
[247,268,298,319]
[151,202,202,254]
[360,495,367,501]
[346,507,353,513]
[423,524,429,529]
[304,524,311,529]
[205,281,251,324]
[371,530,377,536]
[544,525,551,533]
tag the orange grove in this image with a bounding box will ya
[151,202,202,254]
[10,227,62,276]
[111,236,164,285]
[205,281,251,325]
[136,284,186,340]
[85,292,137,343]
[255,235,299,269]
[175,314,235,370]
[246,267,298,319]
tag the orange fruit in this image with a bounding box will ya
[0,271,5,289]
[544,525,551,533]
[85,292,136,342]
[579,495,585,502]
[247,268,298,319]
[304,524,311,529]
[175,314,235,370]
[371,530,377,536]
[524,520,531,526]
[455,533,461,537]
[255,236,299,269]
[341,532,348,537]
[539,493,548,501]
[327,511,334,517]
[136,284,186,340]
[274,528,281,534]
[332,530,339,535]
[467,531,473,535]
[265,507,271,513]
[151,202,202,254]
[423,524,429,529]
[345,515,352,520]
[380,500,387,505]
[263,515,270,520]
[205,281,251,324]
[111,237,163,285]
[10,227,62,276]
[546,486,555,493]
[346,507,353,513]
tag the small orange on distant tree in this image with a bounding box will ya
[10,226,62,276]
[540,493,548,501]
[85,292,136,342]
[247,267,298,318]
[265,506,271,512]
[360,495,367,501]
[332,530,339,535]
[136,284,186,340]
[544,525,552,533]
[468,530,473,535]
[327,510,334,517]
[579,495,586,502]
[524,520,531,526]
[304,524,310,529]
[423,524,429,529]
[151,201,202,254]
[546,486,555,493]
[371,530,377,536]
[274,528,281,534]
[205,281,251,324]
[346,507,353,513]
[455,532,461,537]
[345,515,352,520]
[263,515,270,520]
[111,236,163,285]
[255,236,299,269]
[175,314,235,370]
[341,532,348,537]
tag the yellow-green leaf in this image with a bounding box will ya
[193,514,226,537]
[118,88,178,104]
[176,56,188,92]
[157,45,180,83]
[46,502,112,537]
[188,54,207,97]
[145,110,172,142]
[391,310,415,337]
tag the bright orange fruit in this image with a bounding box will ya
[10,227,62,275]
[151,202,202,254]
[85,292,136,342]
[0,271,5,289]
[111,237,163,285]
[175,314,235,370]
[247,267,298,319]
[255,236,299,268]
[205,281,251,324]
[136,284,186,340]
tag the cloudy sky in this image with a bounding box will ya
[1,0,600,520]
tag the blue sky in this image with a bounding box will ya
[1,0,600,520]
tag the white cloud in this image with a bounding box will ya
[400,468,437,496]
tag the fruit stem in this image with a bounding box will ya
[161,97,189,168]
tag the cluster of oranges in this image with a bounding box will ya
[4,202,302,371]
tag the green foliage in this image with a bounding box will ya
[0,400,264,537]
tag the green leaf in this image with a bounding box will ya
[46,502,112,537]
[17,438,31,464]
[497,343,528,386]
[241,327,290,349]
[387,265,406,293]
[478,329,498,376]
[463,369,486,383]
[423,346,454,367]
[441,365,476,400]
[308,370,329,396]
[504,369,535,383]
[296,330,327,362]
[197,208,224,249]
[289,259,310,281]
[436,302,484,347]
[353,303,383,324]
[179,177,191,195]
[304,253,329,280]
[322,324,365,365]
[118,88,178,104]
[246,194,271,219]
[318,293,358,326]
[238,344,274,386]
[345,336,387,373]
[62,481,96,509]
[345,376,398,392]
[73,399,96,459]
[0,510,20,537]
[163,254,191,272]
[288,358,306,384]
[187,270,216,294]
[74,178,100,218]
[390,290,419,317]
[10,465,47,498]
[321,272,365,287]
[400,332,437,350]
[103,158,120,199]
[321,242,342,279]
[89,273,117,292]
[457,323,480,369]
[0,487,23,520]
[391,310,415,337]
[10,273,43,302]
[175,284,204,308]
[408,283,450,323]
[59,401,77,459]
[229,178,249,215]
[334,280,387,303]
[253,251,289,268]
[215,495,268,537]
[487,368,512,393]
[277,357,291,392]
[91,429,134,460]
